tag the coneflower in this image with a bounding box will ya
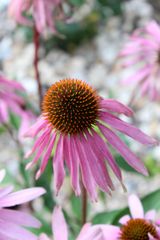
[25,78,157,200]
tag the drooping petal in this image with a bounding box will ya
[74,136,97,201]
[53,135,65,194]
[90,130,122,181]
[98,124,148,176]
[85,131,114,192]
[99,99,133,116]
[36,132,56,179]
[100,111,157,145]
[65,136,81,196]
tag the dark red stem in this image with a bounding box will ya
[33,25,43,109]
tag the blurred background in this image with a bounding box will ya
[1,0,160,236]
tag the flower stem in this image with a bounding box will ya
[82,184,87,225]
[33,25,43,109]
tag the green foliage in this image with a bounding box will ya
[36,160,55,211]
[92,209,122,224]
[68,0,85,6]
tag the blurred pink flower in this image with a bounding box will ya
[8,0,64,33]
[120,21,160,101]
[25,79,157,200]
[102,194,160,239]
[0,169,46,240]
[0,74,35,141]
[39,206,110,240]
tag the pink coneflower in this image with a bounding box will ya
[102,194,160,240]
[39,206,108,240]
[0,169,46,240]
[0,74,34,141]
[8,0,64,33]
[120,21,160,101]
[25,78,157,200]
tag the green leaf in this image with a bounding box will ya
[71,195,81,221]
[142,189,160,211]
[9,112,20,130]
[68,0,85,6]
[92,209,122,224]
[36,160,55,211]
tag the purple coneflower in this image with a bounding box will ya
[39,206,107,240]
[25,79,157,200]
[0,169,46,240]
[8,0,64,33]
[0,74,34,140]
[102,194,160,240]
[120,21,160,101]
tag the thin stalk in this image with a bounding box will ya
[81,184,87,225]
[33,25,43,109]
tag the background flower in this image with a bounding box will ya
[120,21,160,101]
[0,169,46,240]
[8,0,64,33]
[0,74,35,141]
[102,194,160,240]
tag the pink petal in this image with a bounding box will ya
[53,135,65,194]
[24,116,47,138]
[99,99,133,116]
[76,223,92,240]
[98,124,148,176]
[52,206,68,240]
[100,111,157,145]
[119,215,131,224]
[145,210,156,221]
[78,137,111,194]
[0,220,38,240]
[122,66,151,84]
[90,130,122,181]
[36,132,56,179]
[39,233,50,240]
[74,137,97,201]
[100,225,120,240]
[0,187,46,207]
[65,136,81,196]
[146,21,160,42]
[0,209,41,228]
[0,186,14,199]
[128,194,144,218]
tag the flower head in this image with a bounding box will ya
[102,194,160,240]
[120,21,160,101]
[8,0,64,33]
[0,74,35,141]
[0,169,46,240]
[25,78,157,200]
[39,206,108,240]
